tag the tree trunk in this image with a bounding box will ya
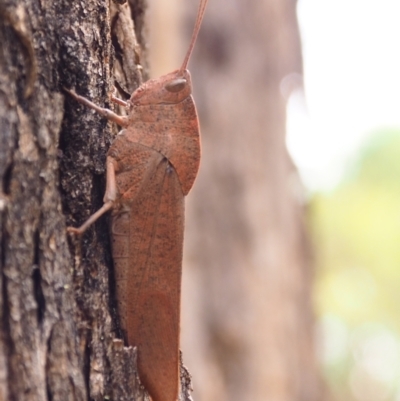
[180,1,324,400]
[0,1,194,400]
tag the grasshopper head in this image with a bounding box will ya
[130,0,208,108]
[130,69,192,106]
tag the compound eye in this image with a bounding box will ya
[165,78,187,93]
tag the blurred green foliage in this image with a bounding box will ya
[310,128,400,401]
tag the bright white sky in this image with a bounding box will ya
[286,0,400,192]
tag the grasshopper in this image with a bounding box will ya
[66,1,208,400]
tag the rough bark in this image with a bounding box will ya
[179,1,324,400]
[0,1,192,400]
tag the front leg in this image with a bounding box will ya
[111,95,129,107]
[64,88,129,127]
[67,157,118,235]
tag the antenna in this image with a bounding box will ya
[180,0,209,72]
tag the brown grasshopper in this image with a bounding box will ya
[66,1,208,400]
